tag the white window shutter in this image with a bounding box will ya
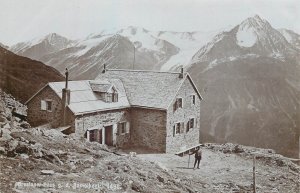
[41,100,46,110]
[180,122,184,133]
[126,122,130,133]
[117,123,121,135]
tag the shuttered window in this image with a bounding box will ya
[112,93,118,102]
[41,100,52,111]
[118,122,129,135]
[173,98,183,112]
[190,118,194,129]
[186,118,195,133]
[174,122,184,136]
[186,120,190,132]
[89,129,97,142]
[46,101,52,111]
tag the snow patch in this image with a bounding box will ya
[279,29,292,42]
[236,26,257,47]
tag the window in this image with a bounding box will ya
[46,101,52,111]
[173,98,183,111]
[106,93,112,102]
[106,91,118,102]
[89,129,97,142]
[41,100,52,111]
[112,93,118,102]
[191,95,196,105]
[173,122,184,136]
[190,118,195,129]
[186,118,195,132]
[118,122,129,135]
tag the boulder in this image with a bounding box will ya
[3,123,10,130]
[30,143,43,157]
[20,153,29,159]
[15,142,30,154]
[0,146,6,154]
[0,128,12,142]
[7,139,18,152]
[0,115,7,122]
[20,122,30,129]
[40,170,55,175]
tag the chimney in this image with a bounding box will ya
[62,68,70,126]
[102,64,106,73]
[179,67,184,78]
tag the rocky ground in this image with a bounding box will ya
[0,89,299,193]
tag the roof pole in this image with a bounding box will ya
[65,68,69,89]
[133,45,135,70]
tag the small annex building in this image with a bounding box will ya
[26,68,202,153]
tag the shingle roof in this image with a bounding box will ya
[89,80,112,93]
[97,69,201,109]
[48,79,130,115]
[26,69,202,115]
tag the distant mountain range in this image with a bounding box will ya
[4,15,300,157]
[9,27,221,79]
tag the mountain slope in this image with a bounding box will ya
[0,46,64,102]
[188,15,300,158]
[278,28,300,50]
[0,42,9,49]
[39,33,179,80]
[10,33,74,61]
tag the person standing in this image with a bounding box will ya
[190,147,202,169]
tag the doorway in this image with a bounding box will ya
[105,125,113,146]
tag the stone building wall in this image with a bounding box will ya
[166,77,201,153]
[27,86,64,128]
[74,109,131,147]
[130,108,167,152]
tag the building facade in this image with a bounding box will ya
[26,69,202,153]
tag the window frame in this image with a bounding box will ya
[189,118,195,129]
[174,97,183,112]
[118,122,127,135]
[173,122,184,136]
[177,98,183,109]
[112,92,118,102]
[89,129,97,142]
[41,99,52,112]
[45,100,53,112]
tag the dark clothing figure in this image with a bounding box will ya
[190,148,202,169]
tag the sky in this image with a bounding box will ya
[0,0,299,46]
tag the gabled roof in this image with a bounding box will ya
[89,80,116,93]
[98,69,202,110]
[26,69,202,115]
[26,79,130,115]
[50,79,130,115]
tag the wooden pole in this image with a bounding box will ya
[133,45,135,70]
[253,155,256,193]
[188,154,191,168]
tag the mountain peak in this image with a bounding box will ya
[240,15,269,30]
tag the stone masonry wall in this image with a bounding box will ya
[75,109,131,148]
[166,77,201,153]
[27,86,64,128]
[130,108,167,152]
